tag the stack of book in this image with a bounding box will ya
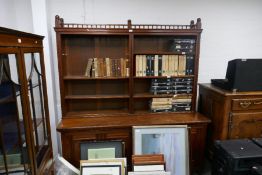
[151,78,172,95]
[150,98,173,113]
[135,54,193,77]
[129,154,170,175]
[172,95,192,112]
[84,58,129,77]
[150,78,193,95]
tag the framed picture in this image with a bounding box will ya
[53,155,80,175]
[80,158,126,175]
[132,125,189,175]
[81,165,121,175]
[128,171,171,175]
[80,141,124,160]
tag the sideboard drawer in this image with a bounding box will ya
[232,98,262,111]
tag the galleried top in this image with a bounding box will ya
[54,15,202,32]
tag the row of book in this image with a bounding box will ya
[150,95,192,113]
[85,58,129,77]
[150,78,193,95]
[170,38,196,54]
[135,55,194,77]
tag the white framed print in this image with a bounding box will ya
[128,171,171,175]
[132,125,189,175]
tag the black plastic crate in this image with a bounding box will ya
[252,138,262,148]
[212,139,262,175]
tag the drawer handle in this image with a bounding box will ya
[254,101,262,105]
[240,101,251,108]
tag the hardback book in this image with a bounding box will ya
[142,55,147,76]
[105,57,111,77]
[158,55,162,76]
[150,55,154,76]
[136,55,140,76]
[168,55,174,76]
[92,58,98,77]
[154,55,159,76]
[84,58,93,77]
[152,97,172,103]
[178,55,186,75]
[146,55,151,76]
[174,55,179,76]
[186,55,194,75]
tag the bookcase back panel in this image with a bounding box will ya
[65,79,129,95]
[62,35,129,76]
[133,99,150,112]
[67,99,129,113]
[133,79,151,94]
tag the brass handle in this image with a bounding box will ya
[240,101,251,108]
[254,101,262,105]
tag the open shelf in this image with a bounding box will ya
[65,94,130,99]
[133,75,194,79]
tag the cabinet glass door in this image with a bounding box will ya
[23,51,50,168]
[0,52,31,174]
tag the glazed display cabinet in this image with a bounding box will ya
[0,27,52,174]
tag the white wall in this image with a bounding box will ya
[0,0,33,32]
[47,0,262,85]
[0,0,59,156]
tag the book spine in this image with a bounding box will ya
[126,59,129,77]
[136,55,139,76]
[186,55,194,75]
[93,58,98,77]
[154,55,158,76]
[85,58,93,77]
[105,57,110,77]
[174,55,178,76]
[151,55,154,76]
[158,55,162,76]
[142,55,147,77]
[146,55,151,76]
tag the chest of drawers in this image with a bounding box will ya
[198,83,262,156]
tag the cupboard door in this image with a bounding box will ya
[22,50,51,168]
[189,125,207,172]
[0,51,32,174]
[229,112,262,139]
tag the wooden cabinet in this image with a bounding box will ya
[198,83,262,156]
[54,15,210,173]
[0,27,52,174]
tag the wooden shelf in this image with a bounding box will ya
[65,110,130,117]
[133,93,174,98]
[133,51,193,55]
[57,112,210,131]
[65,95,130,100]
[133,93,193,98]
[64,76,129,80]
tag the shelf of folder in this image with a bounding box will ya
[133,75,194,79]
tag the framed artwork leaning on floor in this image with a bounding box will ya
[132,125,189,175]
